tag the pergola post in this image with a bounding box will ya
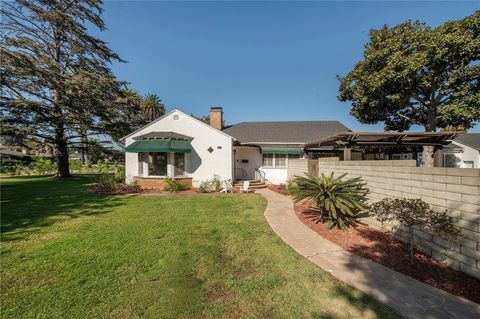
[343,146,352,161]
[433,146,444,167]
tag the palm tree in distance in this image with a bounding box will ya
[142,94,166,122]
[121,87,141,106]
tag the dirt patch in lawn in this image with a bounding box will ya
[294,204,480,304]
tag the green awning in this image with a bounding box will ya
[261,147,302,155]
[124,139,192,153]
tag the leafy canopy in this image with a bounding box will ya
[0,0,127,176]
[338,11,480,132]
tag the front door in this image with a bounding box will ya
[234,147,261,180]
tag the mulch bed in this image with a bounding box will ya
[267,184,287,194]
[87,186,244,196]
[295,204,480,304]
[87,185,198,195]
[267,186,480,303]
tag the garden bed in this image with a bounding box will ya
[87,185,199,195]
[295,204,480,304]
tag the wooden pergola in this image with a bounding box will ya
[304,132,458,166]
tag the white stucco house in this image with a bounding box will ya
[444,133,480,168]
[121,107,349,189]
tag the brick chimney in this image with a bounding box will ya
[209,107,223,130]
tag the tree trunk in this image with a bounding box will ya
[56,139,71,178]
[80,132,87,165]
[409,227,415,266]
[422,145,435,167]
[424,105,437,133]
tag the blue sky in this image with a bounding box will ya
[96,1,479,132]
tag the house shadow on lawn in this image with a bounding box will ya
[1,174,127,242]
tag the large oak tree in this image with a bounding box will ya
[1,0,127,177]
[338,11,480,132]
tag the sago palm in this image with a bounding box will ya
[290,173,369,230]
[142,94,165,122]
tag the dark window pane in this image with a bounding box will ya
[148,152,167,176]
[174,153,185,176]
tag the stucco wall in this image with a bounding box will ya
[288,158,480,278]
[259,167,288,184]
[124,110,233,187]
[450,141,480,168]
[234,147,262,180]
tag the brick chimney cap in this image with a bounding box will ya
[210,106,223,111]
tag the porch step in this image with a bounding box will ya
[233,179,268,190]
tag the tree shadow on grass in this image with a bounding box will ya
[1,174,128,242]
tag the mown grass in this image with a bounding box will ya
[0,175,399,319]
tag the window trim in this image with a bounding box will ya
[262,153,289,169]
[138,152,188,178]
[147,152,168,177]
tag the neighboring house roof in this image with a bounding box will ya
[222,121,350,144]
[0,148,29,158]
[454,133,480,151]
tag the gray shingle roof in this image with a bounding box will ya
[454,133,480,151]
[222,121,350,144]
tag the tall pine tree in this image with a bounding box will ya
[1,0,125,177]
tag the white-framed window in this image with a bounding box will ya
[275,154,287,168]
[463,161,474,168]
[148,152,168,176]
[262,153,274,167]
[262,153,297,168]
[174,153,185,176]
[138,152,187,177]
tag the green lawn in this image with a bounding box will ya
[1,175,399,319]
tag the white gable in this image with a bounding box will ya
[124,109,234,185]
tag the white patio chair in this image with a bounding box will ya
[239,181,250,193]
[220,180,233,193]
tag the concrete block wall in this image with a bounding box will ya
[288,158,480,278]
[287,159,309,181]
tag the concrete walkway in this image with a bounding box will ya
[256,188,480,319]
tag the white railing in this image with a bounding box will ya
[254,168,270,184]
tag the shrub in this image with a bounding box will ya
[33,157,56,175]
[212,175,222,192]
[163,178,190,192]
[1,159,24,176]
[369,198,460,265]
[198,175,227,193]
[68,159,82,172]
[289,173,369,230]
[95,173,117,191]
[198,180,213,193]
[283,179,299,195]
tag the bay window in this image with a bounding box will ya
[137,152,186,177]
[174,153,185,176]
[148,152,168,176]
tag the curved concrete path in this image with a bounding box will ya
[257,188,480,319]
